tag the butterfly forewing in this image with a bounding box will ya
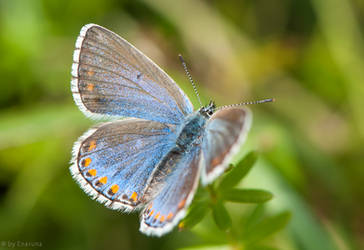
[70,119,177,211]
[201,108,252,185]
[72,24,193,124]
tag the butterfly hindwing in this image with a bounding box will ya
[70,118,177,211]
[71,24,193,124]
[140,146,202,236]
[201,108,252,185]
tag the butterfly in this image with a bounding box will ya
[70,24,257,236]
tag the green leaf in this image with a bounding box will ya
[244,205,265,231]
[221,189,273,203]
[218,151,258,190]
[243,211,291,245]
[212,201,232,231]
[179,199,210,230]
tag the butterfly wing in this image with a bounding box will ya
[201,108,252,185]
[70,119,177,211]
[71,24,193,124]
[140,147,202,236]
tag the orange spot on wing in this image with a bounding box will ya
[149,210,154,216]
[154,212,160,220]
[211,150,229,167]
[87,70,95,76]
[167,212,173,221]
[88,169,97,176]
[147,203,153,210]
[160,215,165,223]
[86,83,94,91]
[83,158,92,167]
[211,156,221,166]
[99,176,107,184]
[110,184,119,194]
[88,140,96,151]
[130,192,138,202]
[178,199,186,209]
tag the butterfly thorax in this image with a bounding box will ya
[175,101,216,151]
[175,112,207,151]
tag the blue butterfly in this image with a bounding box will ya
[70,24,253,236]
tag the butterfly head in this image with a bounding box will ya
[199,100,216,118]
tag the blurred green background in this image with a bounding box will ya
[0,0,363,249]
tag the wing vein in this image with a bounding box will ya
[77,62,167,105]
[86,30,144,73]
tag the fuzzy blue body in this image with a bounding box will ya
[175,112,206,150]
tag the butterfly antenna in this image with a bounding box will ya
[216,98,275,110]
[178,54,203,107]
